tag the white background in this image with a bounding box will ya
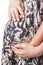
[0,0,9,64]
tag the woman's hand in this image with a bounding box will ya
[8,0,24,21]
[11,43,38,58]
[11,42,43,58]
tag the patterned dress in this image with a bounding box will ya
[1,0,43,65]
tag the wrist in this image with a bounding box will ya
[34,43,43,57]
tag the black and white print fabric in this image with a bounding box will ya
[1,0,43,65]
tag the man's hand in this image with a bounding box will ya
[8,0,24,21]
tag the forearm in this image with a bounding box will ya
[33,42,43,57]
[30,22,43,46]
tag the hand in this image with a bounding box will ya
[11,43,37,58]
[8,0,24,21]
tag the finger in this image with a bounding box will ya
[11,46,18,52]
[12,44,23,49]
[16,53,24,57]
[11,46,24,54]
[17,5,24,17]
[20,2,24,10]
[14,8,20,21]
[12,46,26,58]
[11,11,16,21]
[19,15,22,18]
[14,43,24,49]
[19,15,24,19]
[8,11,11,20]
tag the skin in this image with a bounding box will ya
[11,42,43,58]
[30,21,43,46]
[8,0,24,21]
[11,22,43,58]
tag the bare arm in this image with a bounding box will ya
[34,42,43,57]
[11,40,43,58]
[30,22,43,46]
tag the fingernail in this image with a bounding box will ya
[11,45,14,47]
[17,18,19,21]
[23,15,24,18]
[14,19,16,21]
[11,46,13,48]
